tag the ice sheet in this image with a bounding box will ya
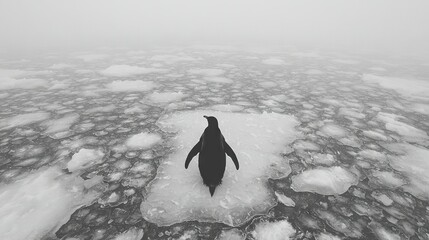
[140,111,300,226]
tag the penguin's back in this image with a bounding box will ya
[198,128,226,186]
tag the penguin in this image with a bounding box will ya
[185,115,239,197]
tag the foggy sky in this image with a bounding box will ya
[1,0,428,56]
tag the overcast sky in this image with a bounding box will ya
[1,0,428,56]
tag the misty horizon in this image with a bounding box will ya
[1,0,429,58]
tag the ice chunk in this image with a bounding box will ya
[105,80,156,92]
[217,229,244,240]
[291,166,358,195]
[0,112,50,130]
[0,167,100,240]
[362,130,388,141]
[42,113,79,139]
[369,222,402,240]
[148,92,187,104]
[387,143,429,200]
[126,132,162,150]
[251,220,295,240]
[100,65,166,77]
[319,123,347,139]
[275,191,295,207]
[113,227,144,240]
[67,148,105,172]
[369,170,405,189]
[140,111,300,226]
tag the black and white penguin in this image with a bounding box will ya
[185,115,239,197]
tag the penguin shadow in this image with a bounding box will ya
[185,115,239,197]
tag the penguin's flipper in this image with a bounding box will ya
[185,141,201,169]
[224,141,239,170]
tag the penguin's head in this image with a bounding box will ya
[203,115,218,127]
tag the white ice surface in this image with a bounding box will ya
[363,74,429,99]
[0,112,51,130]
[0,167,100,240]
[291,166,358,195]
[105,80,156,92]
[100,65,166,77]
[376,112,427,142]
[387,143,429,200]
[67,148,105,172]
[251,220,296,240]
[42,113,80,138]
[140,111,300,226]
[0,69,48,90]
[126,132,162,150]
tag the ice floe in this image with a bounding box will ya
[363,74,429,99]
[67,148,105,172]
[125,132,162,150]
[387,143,429,200]
[105,80,156,92]
[0,167,101,240]
[376,112,428,142]
[0,112,51,130]
[140,111,300,226]
[42,113,80,139]
[0,69,48,90]
[250,220,295,240]
[291,166,358,195]
[100,65,166,77]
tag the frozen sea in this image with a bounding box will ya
[0,47,428,240]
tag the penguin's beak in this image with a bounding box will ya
[203,115,208,119]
